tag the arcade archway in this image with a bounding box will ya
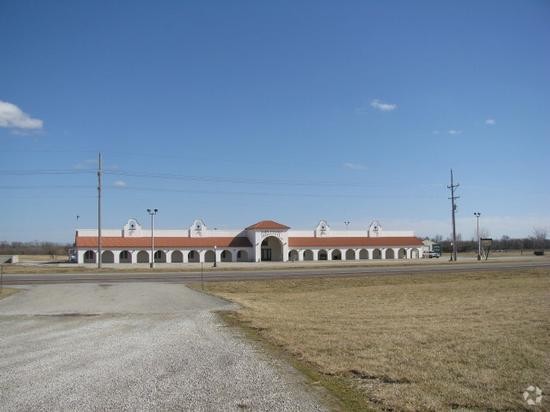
[261,236,283,261]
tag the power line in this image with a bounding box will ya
[0,169,95,175]
[0,185,93,189]
[104,170,372,187]
[106,185,440,199]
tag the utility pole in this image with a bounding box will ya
[474,212,481,261]
[97,152,102,269]
[447,169,459,261]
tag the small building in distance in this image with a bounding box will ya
[75,219,424,264]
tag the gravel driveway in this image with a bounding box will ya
[0,284,329,411]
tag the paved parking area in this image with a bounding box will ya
[0,284,328,411]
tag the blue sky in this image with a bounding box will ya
[1,0,549,242]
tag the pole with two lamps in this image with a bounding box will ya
[147,208,158,268]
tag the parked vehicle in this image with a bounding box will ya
[423,251,440,258]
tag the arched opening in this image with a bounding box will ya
[372,249,382,259]
[84,250,96,263]
[204,250,216,263]
[411,248,420,259]
[331,249,342,260]
[119,250,132,263]
[221,250,232,262]
[303,250,314,261]
[359,249,369,259]
[261,236,283,262]
[154,250,166,263]
[345,249,356,260]
[386,249,395,259]
[101,250,114,263]
[171,250,183,263]
[288,249,299,261]
[188,250,199,263]
[318,250,328,260]
[398,248,407,259]
[137,250,149,263]
[237,250,248,262]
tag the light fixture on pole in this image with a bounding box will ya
[344,221,350,230]
[474,212,481,261]
[147,208,158,268]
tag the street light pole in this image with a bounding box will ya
[474,212,481,261]
[213,245,217,268]
[344,221,350,231]
[147,208,158,268]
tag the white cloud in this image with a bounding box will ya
[0,100,43,130]
[343,162,367,171]
[113,180,127,188]
[432,130,440,135]
[448,129,462,135]
[370,99,397,112]
[485,118,496,125]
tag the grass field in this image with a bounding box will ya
[204,269,550,411]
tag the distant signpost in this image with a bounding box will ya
[481,238,493,260]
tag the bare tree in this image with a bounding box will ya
[532,227,547,252]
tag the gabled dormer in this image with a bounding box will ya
[314,220,330,237]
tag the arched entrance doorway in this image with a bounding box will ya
[261,236,283,262]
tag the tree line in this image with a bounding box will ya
[0,241,72,256]
[431,229,548,253]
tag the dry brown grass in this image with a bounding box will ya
[204,269,550,411]
[0,287,20,300]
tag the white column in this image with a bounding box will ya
[113,250,120,264]
[166,250,172,263]
[232,250,238,262]
[340,249,347,261]
[255,244,261,262]
[77,250,85,264]
[381,248,387,259]
[406,248,411,259]
[327,249,333,260]
[393,248,399,259]
[313,250,319,261]
[199,250,206,263]
[182,250,189,263]
[215,249,221,263]
[298,250,304,261]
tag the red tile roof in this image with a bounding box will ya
[76,236,252,249]
[288,236,423,248]
[246,220,290,230]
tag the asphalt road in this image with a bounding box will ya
[0,283,329,411]
[3,260,549,285]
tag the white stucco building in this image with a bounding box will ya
[75,219,424,264]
